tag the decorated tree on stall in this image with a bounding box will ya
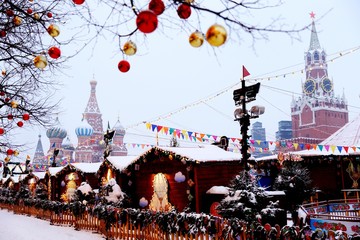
[99,178,130,207]
[216,170,283,235]
[75,181,95,205]
[273,160,315,226]
[35,182,48,200]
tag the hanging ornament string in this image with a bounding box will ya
[124,45,360,131]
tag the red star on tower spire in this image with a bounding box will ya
[309,11,316,19]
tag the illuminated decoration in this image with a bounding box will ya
[148,0,165,16]
[189,31,204,48]
[136,10,158,34]
[34,55,48,69]
[106,168,113,182]
[13,16,22,26]
[149,173,172,211]
[122,41,137,56]
[206,24,227,47]
[177,3,191,19]
[48,47,61,59]
[346,160,360,188]
[118,60,130,73]
[47,24,60,37]
[73,0,85,5]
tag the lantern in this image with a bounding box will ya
[0,128,4,135]
[118,60,130,73]
[149,0,165,16]
[136,10,158,34]
[177,4,191,19]
[189,31,204,48]
[17,121,24,127]
[47,24,60,37]
[13,16,22,26]
[10,100,18,108]
[122,41,137,56]
[23,113,30,121]
[48,47,61,59]
[206,24,227,47]
[34,55,47,69]
[73,0,85,5]
[7,149,14,156]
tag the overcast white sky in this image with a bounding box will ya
[15,1,360,158]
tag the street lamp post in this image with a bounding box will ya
[233,66,264,170]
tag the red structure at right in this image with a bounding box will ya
[290,15,348,144]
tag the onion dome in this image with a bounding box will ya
[75,118,94,136]
[61,136,75,150]
[46,117,67,139]
[113,118,125,136]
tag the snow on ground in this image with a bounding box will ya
[0,209,103,240]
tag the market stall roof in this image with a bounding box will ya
[155,144,241,162]
[72,162,102,173]
[32,171,46,179]
[106,155,145,171]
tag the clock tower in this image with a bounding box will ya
[290,13,348,144]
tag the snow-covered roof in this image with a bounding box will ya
[106,155,143,171]
[320,113,360,147]
[72,162,102,173]
[156,145,241,162]
[47,166,64,176]
[206,186,230,194]
[31,171,46,179]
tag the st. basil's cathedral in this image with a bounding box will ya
[32,80,127,171]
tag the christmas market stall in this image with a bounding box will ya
[120,145,242,213]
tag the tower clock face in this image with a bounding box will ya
[304,79,315,94]
[321,78,333,92]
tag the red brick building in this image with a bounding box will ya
[290,18,348,145]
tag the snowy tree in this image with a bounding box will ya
[99,178,128,206]
[216,170,282,225]
[273,160,315,225]
[75,181,95,205]
[35,182,48,200]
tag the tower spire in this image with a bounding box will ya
[308,12,321,51]
[83,80,103,133]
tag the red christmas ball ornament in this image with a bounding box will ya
[22,113,30,121]
[0,128,4,135]
[0,91,5,96]
[6,149,14,156]
[6,9,14,17]
[136,10,158,34]
[48,47,61,59]
[17,121,24,127]
[4,97,10,102]
[7,114,13,120]
[27,8,33,14]
[118,60,130,73]
[73,0,85,5]
[47,12,53,18]
[149,0,165,16]
[177,3,191,19]
[0,30,6,38]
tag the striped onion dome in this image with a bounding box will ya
[75,118,94,137]
[46,117,67,139]
[113,118,125,136]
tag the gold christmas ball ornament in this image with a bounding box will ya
[10,100,18,108]
[184,0,195,3]
[4,156,10,163]
[14,149,20,156]
[33,13,40,20]
[34,55,48,69]
[189,31,204,48]
[123,41,137,56]
[2,69,6,76]
[47,24,60,37]
[206,24,227,47]
[13,16,22,26]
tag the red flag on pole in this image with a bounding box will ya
[242,65,250,78]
